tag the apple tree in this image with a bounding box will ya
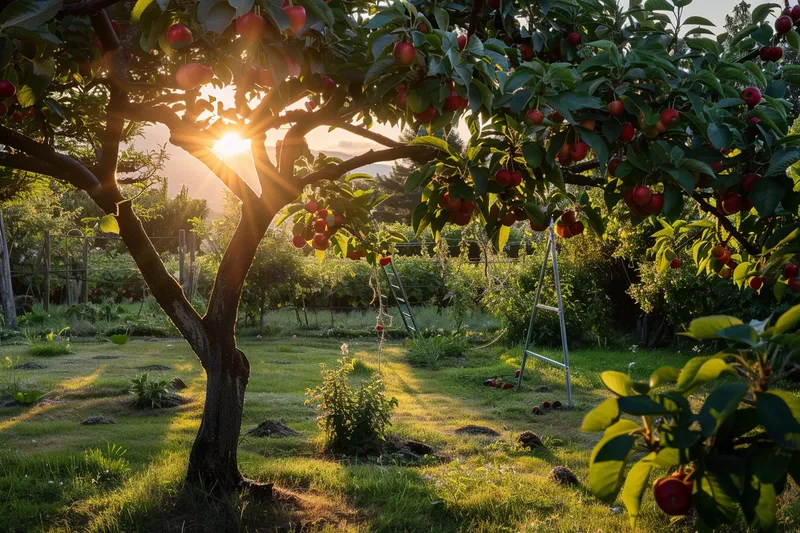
[2,0,800,502]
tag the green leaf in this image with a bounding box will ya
[622,453,657,529]
[787,30,800,51]
[698,384,748,438]
[99,215,120,234]
[108,334,129,345]
[757,391,800,450]
[0,0,62,30]
[695,470,740,526]
[649,366,680,388]
[522,142,543,169]
[197,0,236,34]
[677,356,734,390]
[773,304,800,334]
[752,3,781,25]
[683,316,743,339]
[618,395,672,415]
[408,135,454,155]
[684,16,715,26]
[715,324,758,346]
[750,178,787,217]
[581,398,620,432]
[707,123,733,149]
[576,126,609,167]
[742,476,777,532]
[589,423,637,502]
[14,390,44,404]
[599,371,632,396]
[496,224,510,252]
[364,58,394,86]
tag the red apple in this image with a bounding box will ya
[526,108,544,125]
[417,22,429,33]
[319,76,336,99]
[394,42,416,66]
[236,12,267,43]
[443,88,466,112]
[670,257,682,269]
[413,105,436,123]
[776,15,793,34]
[284,5,307,34]
[453,211,471,226]
[740,87,762,108]
[620,122,635,142]
[495,169,512,187]
[379,257,392,267]
[175,63,213,90]
[608,158,622,176]
[313,219,327,232]
[783,263,799,279]
[375,324,384,332]
[519,43,534,61]
[660,109,680,128]
[569,141,589,161]
[567,32,581,46]
[608,100,625,117]
[711,161,723,174]
[510,171,523,187]
[741,173,761,192]
[311,233,329,250]
[0,80,15,99]
[790,278,800,293]
[461,200,476,213]
[291,235,306,248]
[792,5,800,21]
[306,200,319,212]
[257,68,274,87]
[457,34,467,51]
[167,24,193,48]
[501,212,516,226]
[721,193,743,215]
[632,185,652,206]
[441,192,463,213]
[749,277,764,291]
[643,193,664,214]
[10,110,23,123]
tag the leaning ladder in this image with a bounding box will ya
[516,218,573,408]
[382,258,419,337]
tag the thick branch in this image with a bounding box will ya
[694,195,760,255]
[300,146,431,187]
[467,0,485,39]
[97,88,125,186]
[0,152,70,180]
[175,143,260,206]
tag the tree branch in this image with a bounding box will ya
[174,142,260,206]
[0,152,70,180]
[97,87,126,186]
[467,0,485,38]
[61,0,123,16]
[694,194,760,255]
[299,146,431,187]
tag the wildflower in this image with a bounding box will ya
[341,343,349,356]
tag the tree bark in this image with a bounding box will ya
[185,341,257,493]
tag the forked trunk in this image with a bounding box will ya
[186,344,252,493]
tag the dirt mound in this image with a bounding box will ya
[12,362,44,370]
[92,355,120,360]
[455,425,501,438]
[357,435,440,465]
[247,420,302,438]
[517,431,544,450]
[136,364,171,371]
[129,394,189,410]
[170,377,187,390]
[548,466,578,486]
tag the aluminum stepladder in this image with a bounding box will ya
[382,258,419,338]
[515,217,573,408]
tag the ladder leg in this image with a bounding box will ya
[517,232,552,390]
[551,231,573,408]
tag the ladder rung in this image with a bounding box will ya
[395,297,406,304]
[536,304,560,313]
[401,312,412,319]
[524,350,566,370]
[390,285,401,292]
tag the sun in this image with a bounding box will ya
[213,132,250,156]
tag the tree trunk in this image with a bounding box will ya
[186,343,261,494]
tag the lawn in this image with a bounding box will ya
[1,338,798,532]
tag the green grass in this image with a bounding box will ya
[0,338,798,532]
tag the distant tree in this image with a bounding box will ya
[373,129,464,222]
[724,1,752,36]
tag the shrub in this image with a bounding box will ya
[129,373,171,409]
[82,443,130,484]
[406,335,467,369]
[26,328,71,357]
[306,357,398,454]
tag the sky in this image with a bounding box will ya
[135,0,756,213]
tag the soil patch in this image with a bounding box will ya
[128,394,190,410]
[136,364,171,371]
[455,425,501,438]
[92,355,120,360]
[247,420,302,438]
[12,362,44,370]
[81,415,118,425]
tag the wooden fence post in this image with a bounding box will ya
[82,237,89,303]
[0,209,17,329]
[43,230,50,311]
[178,229,186,296]
[188,231,196,300]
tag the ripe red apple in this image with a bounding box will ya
[555,222,573,238]
[510,171,523,187]
[608,100,625,117]
[453,211,471,226]
[784,263,799,279]
[759,46,771,61]
[396,90,407,108]
[284,5,307,34]
[579,118,596,131]
[175,63,213,90]
[619,122,635,142]
[519,43,534,60]
[0,79,15,98]
[311,233,329,250]
[394,41,416,66]
[379,257,392,267]
[526,108,544,125]
[790,278,800,293]
[284,53,301,77]
[413,105,436,123]
[375,324,384,332]
[740,87,762,108]
[644,192,664,214]
[711,245,727,260]
[457,34,467,51]
[315,208,329,219]
[306,200,319,212]
[417,22,429,33]
[792,5,800,21]
[441,192,462,213]
[670,257,682,269]
[313,219,327,232]
[542,400,552,409]
[608,158,622,176]
[776,15,793,34]
[653,477,693,516]
[334,215,344,226]
[632,185,652,206]
[749,277,764,291]
[569,141,589,161]
[561,210,577,225]
[501,212,516,226]
[461,200,476,213]
[660,108,680,128]
[741,173,761,192]
[502,383,514,389]
[443,88,466,112]
[711,161,723,173]
[748,117,762,126]
[319,76,336,99]
[769,46,784,61]
[567,32,581,46]
[291,235,306,248]
[495,169,512,187]
[558,142,571,161]
[719,250,732,265]
[10,111,23,123]
[236,12,267,43]
[167,24,193,48]
[721,193,743,215]
[569,221,585,236]
[515,369,521,377]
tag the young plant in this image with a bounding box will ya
[129,373,172,409]
[582,305,800,531]
[306,357,398,454]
